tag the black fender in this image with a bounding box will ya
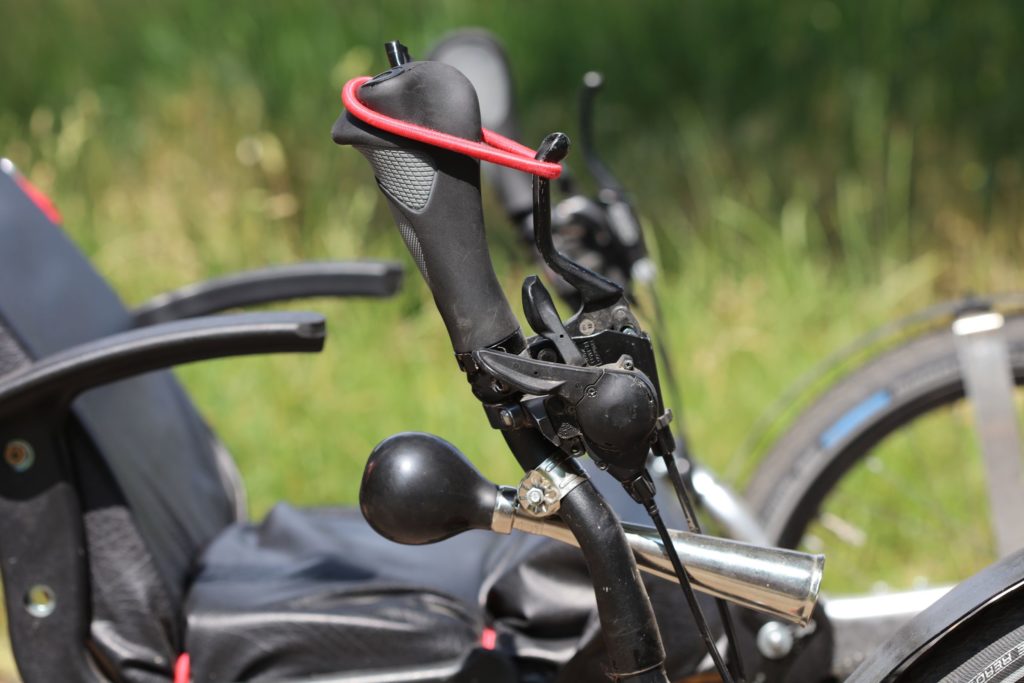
[848,548,1024,682]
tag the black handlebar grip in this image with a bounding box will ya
[428,30,534,223]
[332,61,521,354]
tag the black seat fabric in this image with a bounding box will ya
[0,171,245,678]
[185,505,499,681]
[183,474,695,683]
[0,172,243,600]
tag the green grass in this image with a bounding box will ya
[3,1,1024,678]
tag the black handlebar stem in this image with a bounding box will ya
[501,429,668,680]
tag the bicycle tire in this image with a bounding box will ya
[745,314,1024,585]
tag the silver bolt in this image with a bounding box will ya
[4,440,34,472]
[517,470,561,517]
[24,585,56,618]
[579,319,596,335]
[622,358,635,371]
[757,621,794,660]
[499,409,514,427]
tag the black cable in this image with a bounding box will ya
[637,279,696,466]
[661,453,748,682]
[642,493,736,683]
[639,270,747,680]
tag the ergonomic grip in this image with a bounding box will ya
[332,61,521,354]
[428,29,534,223]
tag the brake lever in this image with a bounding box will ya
[579,71,654,286]
[533,133,625,318]
[580,71,625,196]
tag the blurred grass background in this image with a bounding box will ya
[1,0,1024,678]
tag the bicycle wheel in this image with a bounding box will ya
[746,314,1024,594]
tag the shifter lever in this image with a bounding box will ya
[522,275,585,365]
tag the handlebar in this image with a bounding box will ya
[331,61,522,355]
[333,47,669,681]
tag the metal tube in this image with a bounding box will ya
[510,514,823,626]
[689,465,771,546]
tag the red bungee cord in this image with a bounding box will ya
[341,76,562,179]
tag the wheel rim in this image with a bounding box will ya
[788,391,1024,594]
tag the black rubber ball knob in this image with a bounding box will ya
[360,432,498,545]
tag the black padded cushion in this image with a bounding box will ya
[185,504,498,681]
[183,474,696,683]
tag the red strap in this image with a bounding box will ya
[480,626,498,650]
[173,653,190,683]
[341,76,562,179]
[15,175,63,225]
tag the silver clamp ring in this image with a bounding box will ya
[491,487,518,534]
[517,457,588,517]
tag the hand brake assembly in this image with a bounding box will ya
[345,41,827,683]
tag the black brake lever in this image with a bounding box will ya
[580,71,626,196]
[533,133,624,314]
[579,71,652,284]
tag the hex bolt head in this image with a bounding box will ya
[4,439,35,472]
[579,319,596,335]
[499,409,515,428]
[757,621,795,660]
[517,470,561,517]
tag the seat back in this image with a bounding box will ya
[0,169,242,676]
